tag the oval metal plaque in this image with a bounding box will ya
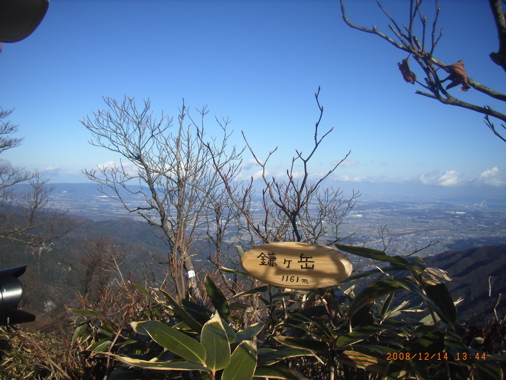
[241,242,353,289]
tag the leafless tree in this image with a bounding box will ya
[81,97,242,300]
[0,108,68,247]
[69,236,121,305]
[340,0,506,142]
[208,88,359,247]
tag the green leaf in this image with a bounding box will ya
[337,350,387,374]
[345,266,404,282]
[223,317,237,343]
[131,283,151,298]
[159,289,203,333]
[71,323,90,345]
[132,320,206,365]
[380,292,395,317]
[232,285,269,298]
[352,344,398,355]
[348,280,405,320]
[286,311,334,340]
[68,308,105,318]
[89,338,112,352]
[113,355,209,372]
[221,340,257,380]
[274,336,328,353]
[334,244,426,274]
[444,337,470,361]
[205,275,230,320]
[387,275,454,325]
[335,325,390,348]
[233,323,264,345]
[333,244,406,265]
[181,299,213,325]
[254,365,306,379]
[404,330,444,354]
[258,347,315,366]
[219,266,249,277]
[201,313,231,373]
[425,283,457,325]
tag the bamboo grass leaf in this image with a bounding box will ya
[221,340,257,380]
[201,313,231,373]
[132,320,206,365]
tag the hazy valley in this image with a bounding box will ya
[1,182,505,326]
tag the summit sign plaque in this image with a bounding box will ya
[241,242,353,289]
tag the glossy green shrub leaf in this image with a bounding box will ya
[352,344,397,355]
[159,289,203,333]
[334,243,426,274]
[424,283,457,325]
[387,275,454,325]
[205,275,230,320]
[201,313,231,372]
[258,347,315,366]
[348,280,405,320]
[334,244,406,265]
[71,323,91,345]
[254,365,306,379]
[89,338,112,352]
[345,266,403,282]
[337,350,387,374]
[473,361,503,380]
[219,266,249,277]
[132,320,206,365]
[181,298,213,325]
[113,355,209,372]
[335,325,390,348]
[223,317,237,343]
[274,336,328,352]
[287,311,334,340]
[233,285,269,298]
[404,330,444,354]
[233,322,264,345]
[379,292,395,316]
[221,340,257,380]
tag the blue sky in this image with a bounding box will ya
[1,0,505,203]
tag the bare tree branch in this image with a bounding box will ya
[0,109,68,247]
[82,97,242,301]
[489,0,506,71]
[340,0,506,142]
[206,89,359,247]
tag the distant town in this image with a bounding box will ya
[46,183,506,257]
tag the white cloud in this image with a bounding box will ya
[339,159,358,168]
[96,161,139,176]
[235,168,268,181]
[335,174,368,183]
[40,166,61,176]
[419,170,464,187]
[477,167,506,187]
[322,167,506,189]
[96,161,119,170]
[438,170,462,187]
[241,158,259,171]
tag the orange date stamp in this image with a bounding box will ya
[386,352,487,361]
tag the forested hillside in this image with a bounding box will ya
[2,211,504,331]
[425,244,506,322]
